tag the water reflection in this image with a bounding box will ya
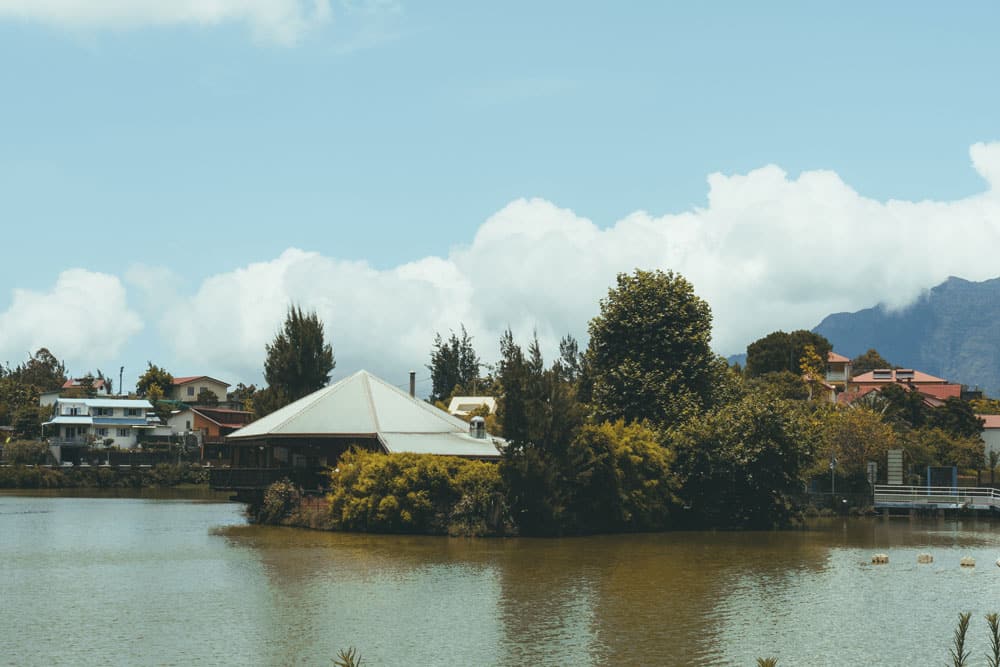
[10,492,1000,667]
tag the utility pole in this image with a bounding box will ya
[119,366,124,396]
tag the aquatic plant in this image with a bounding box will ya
[987,613,1000,667]
[756,658,778,667]
[333,647,362,667]
[950,612,971,667]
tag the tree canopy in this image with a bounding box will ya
[264,306,335,405]
[587,269,718,428]
[851,348,893,375]
[427,325,481,403]
[136,362,173,398]
[745,330,832,378]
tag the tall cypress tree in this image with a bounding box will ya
[264,306,335,404]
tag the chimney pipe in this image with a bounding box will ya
[409,371,416,398]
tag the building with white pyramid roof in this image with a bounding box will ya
[221,371,502,482]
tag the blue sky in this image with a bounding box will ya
[3,1,1000,392]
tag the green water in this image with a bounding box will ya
[4,492,1000,666]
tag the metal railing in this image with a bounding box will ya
[874,485,1000,509]
[208,467,328,491]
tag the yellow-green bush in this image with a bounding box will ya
[325,449,508,535]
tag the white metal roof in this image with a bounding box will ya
[44,416,93,425]
[54,398,153,409]
[228,370,503,458]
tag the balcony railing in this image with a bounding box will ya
[209,467,328,491]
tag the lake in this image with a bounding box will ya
[4,491,1000,666]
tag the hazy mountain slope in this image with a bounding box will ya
[813,276,1000,396]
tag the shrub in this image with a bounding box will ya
[253,478,302,525]
[325,449,507,535]
[2,440,51,465]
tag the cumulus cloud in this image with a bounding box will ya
[156,142,1000,385]
[0,0,333,44]
[0,269,143,371]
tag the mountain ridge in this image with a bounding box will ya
[812,275,1000,396]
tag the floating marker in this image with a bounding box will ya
[872,553,889,564]
[961,556,976,567]
[917,553,933,564]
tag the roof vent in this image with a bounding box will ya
[895,369,914,381]
[470,416,486,439]
[872,369,893,380]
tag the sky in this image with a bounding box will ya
[3,1,1000,395]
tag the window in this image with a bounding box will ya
[96,428,108,437]
[68,406,80,416]
[117,428,130,438]
[186,420,191,430]
[187,386,195,397]
[125,408,140,417]
[95,407,114,416]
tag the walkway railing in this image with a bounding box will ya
[874,485,1000,510]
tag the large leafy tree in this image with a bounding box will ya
[587,269,718,429]
[670,394,814,528]
[264,306,335,405]
[427,325,481,403]
[745,330,832,378]
[851,348,893,375]
[9,348,67,391]
[136,362,173,398]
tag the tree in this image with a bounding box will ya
[670,394,814,528]
[228,383,258,412]
[799,344,827,401]
[746,371,810,401]
[587,269,718,429]
[136,362,173,398]
[817,406,900,482]
[264,306,335,404]
[851,348,893,376]
[196,388,219,406]
[10,348,67,391]
[427,325,481,403]
[562,420,675,533]
[745,330,832,378]
[926,397,984,440]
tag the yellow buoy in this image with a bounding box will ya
[961,556,976,567]
[872,553,889,564]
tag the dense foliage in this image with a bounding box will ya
[850,348,893,375]
[671,395,814,528]
[427,324,483,403]
[0,348,67,438]
[587,269,720,429]
[262,306,335,414]
[136,362,173,397]
[323,449,508,536]
[745,330,832,378]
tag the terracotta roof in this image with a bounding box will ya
[827,351,850,363]
[851,369,949,384]
[979,414,1000,429]
[62,378,107,389]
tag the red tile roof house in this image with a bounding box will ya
[61,377,111,396]
[825,351,852,388]
[838,368,962,406]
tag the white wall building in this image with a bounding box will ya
[43,398,156,452]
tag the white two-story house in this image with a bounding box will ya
[43,398,156,454]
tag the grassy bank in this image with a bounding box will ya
[0,463,208,489]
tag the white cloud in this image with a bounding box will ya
[0,269,143,372]
[156,143,1000,385]
[0,0,333,44]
